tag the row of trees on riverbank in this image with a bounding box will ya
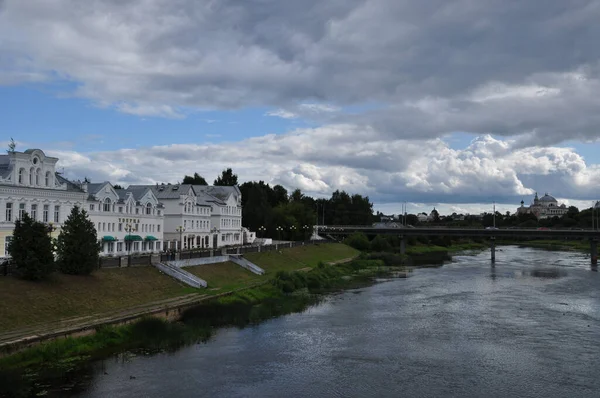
[8,207,100,280]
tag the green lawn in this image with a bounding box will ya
[0,267,195,333]
[186,261,263,292]
[0,243,359,335]
[245,243,359,275]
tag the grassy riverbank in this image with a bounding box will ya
[406,241,488,255]
[0,256,391,397]
[0,243,357,336]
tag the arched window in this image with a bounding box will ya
[36,169,41,186]
[29,167,34,185]
[45,171,51,187]
[146,203,152,215]
[103,198,111,212]
[18,168,25,184]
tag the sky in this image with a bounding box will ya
[2,0,600,217]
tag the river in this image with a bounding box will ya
[61,246,600,397]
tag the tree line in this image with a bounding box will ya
[183,169,375,240]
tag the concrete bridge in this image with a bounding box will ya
[316,226,600,265]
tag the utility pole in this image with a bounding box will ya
[493,202,496,228]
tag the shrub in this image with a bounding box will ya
[344,232,370,251]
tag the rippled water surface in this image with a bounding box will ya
[77,246,600,397]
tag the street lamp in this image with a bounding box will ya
[176,225,186,252]
[125,223,134,256]
[289,225,296,241]
[302,225,310,241]
[276,226,283,241]
[258,226,266,238]
[46,222,57,236]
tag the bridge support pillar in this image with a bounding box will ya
[490,237,496,263]
[591,239,598,266]
[400,236,406,256]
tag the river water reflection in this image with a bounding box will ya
[77,246,600,397]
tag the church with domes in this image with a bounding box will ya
[516,192,568,219]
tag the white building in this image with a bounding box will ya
[193,185,243,248]
[130,183,213,251]
[0,149,87,258]
[0,149,164,259]
[84,182,164,256]
[516,192,568,219]
[132,184,244,250]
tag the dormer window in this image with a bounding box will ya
[29,167,34,185]
[45,171,51,187]
[103,198,111,212]
[146,203,152,215]
[18,168,25,184]
[36,169,41,186]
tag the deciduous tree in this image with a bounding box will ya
[213,168,238,186]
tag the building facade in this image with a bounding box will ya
[516,192,568,219]
[0,149,87,258]
[85,182,164,256]
[1,149,247,259]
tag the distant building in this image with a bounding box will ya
[516,192,568,219]
[417,213,428,222]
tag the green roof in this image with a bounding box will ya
[102,236,117,242]
[124,235,143,241]
[145,235,158,241]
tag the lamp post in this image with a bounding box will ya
[276,226,283,241]
[46,222,56,236]
[258,226,266,238]
[302,225,310,241]
[289,225,296,241]
[176,225,185,252]
[493,201,496,228]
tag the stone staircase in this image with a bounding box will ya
[153,262,207,288]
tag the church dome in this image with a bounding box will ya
[539,193,557,202]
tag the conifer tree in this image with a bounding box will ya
[56,206,101,275]
[8,213,55,280]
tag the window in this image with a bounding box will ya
[102,222,106,231]
[133,242,140,252]
[117,242,123,252]
[4,236,12,257]
[157,210,161,216]
[29,167,34,185]
[45,171,51,187]
[103,198,111,212]
[135,208,139,215]
[43,205,49,223]
[157,224,161,232]
[54,205,60,223]
[119,206,123,213]
[118,223,122,231]
[18,203,25,220]
[18,168,25,184]
[5,203,12,222]
[112,223,115,231]
[184,220,187,228]
[36,169,41,185]
[31,204,37,220]
[108,242,114,252]
[146,203,152,215]
[90,204,95,211]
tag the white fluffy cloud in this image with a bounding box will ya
[36,130,600,212]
